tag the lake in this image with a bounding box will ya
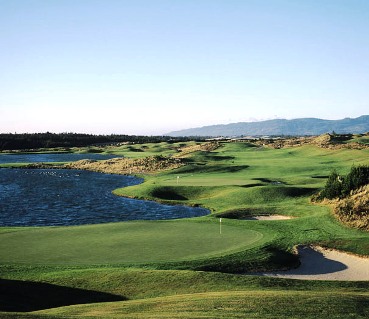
[0,168,208,226]
[0,152,121,164]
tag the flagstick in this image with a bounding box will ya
[219,218,222,235]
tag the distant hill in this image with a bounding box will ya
[167,115,369,137]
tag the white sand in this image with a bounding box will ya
[243,215,293,221]
[257,245,369,281]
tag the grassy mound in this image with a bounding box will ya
[3,268,369,318]
[32,290,369,319]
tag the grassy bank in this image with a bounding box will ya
[2,268,369,318]
[35,290,369,319]
[2,266,369,316]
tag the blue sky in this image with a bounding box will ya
[1,0,368,135]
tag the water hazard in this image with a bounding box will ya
[0,168,209,226]
[0,152,121,164]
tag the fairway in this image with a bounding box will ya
[0,220,263,265]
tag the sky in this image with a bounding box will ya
[1,0,369,135]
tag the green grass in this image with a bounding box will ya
[0,220,263,265]
[33,290,369,319]
[2,268,369,318]
[347,134,369,145]
[163,144,369,187]
[3,291,369,319]
[2,141,369,318]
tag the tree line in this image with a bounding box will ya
[0,133,205,151]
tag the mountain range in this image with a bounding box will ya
[167,115,369,137]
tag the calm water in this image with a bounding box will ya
[0,152,121,164]
[0,169,208,226]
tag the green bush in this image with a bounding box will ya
[319,170,343,199]
[319,165,369,199]
[342,165,369,196]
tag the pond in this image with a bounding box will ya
[0,152,121,164]
[0,168,209,226]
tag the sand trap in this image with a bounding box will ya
[256,245,369,281]
[243,215,293,221]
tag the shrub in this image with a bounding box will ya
[319,169,343,200]
[334,189,369,230]
[319,165,369,200]
[342,165,369,196]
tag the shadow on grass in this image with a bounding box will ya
[251,177,285,184]
[201,155,235,161]
[172,164,249,174]
[152,188,188,200]
[218,207,277,219]
[0,278,126,312]
[241,183,265,188]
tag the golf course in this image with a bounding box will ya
[1,135,369,318]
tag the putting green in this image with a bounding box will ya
[0,221,263,265]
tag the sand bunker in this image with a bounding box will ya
[257,245,369,281]
[244,215,293,221]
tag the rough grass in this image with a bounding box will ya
[103,141,199,159]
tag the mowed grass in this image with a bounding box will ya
[0,220,263,265]
[115,142,369,259]
[159,144,369,187]
[116,143,369,216]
